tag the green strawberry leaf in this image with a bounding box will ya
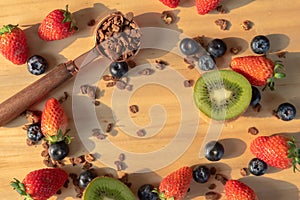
[0,24,18,35]
[274,72,286,79]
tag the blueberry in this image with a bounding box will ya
[78,170,97,188]
[250,86,261,106]
[109,61,129,78]
[204,141,224,161]
[198,54,216,71]
[179,38,199,56]
[27,55,48,75]
[192,165,211,183]
[207,39,227,58]
[48,141,69,160]
[27,123,44,142]
[275,102,296,121]
[137,184,159,200]
[251,35,270,54]
[248,158,268,176]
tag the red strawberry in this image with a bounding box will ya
[0,24,28,65]
[159,0,180,8]
[195,0,221,15]
[250,135,300,171]
[38,5,77,41]
[158,166,192,200]
[225,179,258,200]
[41,97,69,143]
[230,55,285,90]
[11,168,68,200]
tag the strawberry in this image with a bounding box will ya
[38,5,77,41]
[0,24,28,65]
[157,166,193,200]
[230,55,285,90]
[250,135,300,171]
[41,97,70,143]
[159,0,180,8]
[11,168,68,200]
[224,179,258,200]
[195,0,221,15]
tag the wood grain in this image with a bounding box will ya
[0,0,300,200]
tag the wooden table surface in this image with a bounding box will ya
[1,0,300,199]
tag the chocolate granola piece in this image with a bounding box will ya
[230,47,240,55]
[214,19,230,30]
[240,167,250,176]
[210,167,217,175]
[208,183,217,190]
[106,123,114,133]
[241,20,253,31]
[41,149,49,157]
[248,127,259,135]
[184,79,194,87]
[136,129,146,137]
[138,68,155,75]
[87,19,96,26]
[118,153,126,161]
[74,155,85,165]
[25,110,42,124]
[82,162,93,170]
[116,80,127,90]
[161,11,176,25]
[106,81,117,87]
[85,154,96,162]
[58,91,69,103]
[205,191,221,200]
[215,174,228,185]
[129,105,139,113]
[155,59,168,70]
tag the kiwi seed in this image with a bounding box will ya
[83,176,136,200]
[193,70,252,121]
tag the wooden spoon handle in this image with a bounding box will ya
[0,61,77,127]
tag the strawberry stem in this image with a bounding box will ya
[62,4,78,32]
[10,178,33,200]
[0,24,18,35]
[287,136,300,172]
[263,60,285,91]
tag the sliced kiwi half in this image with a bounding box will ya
[83,177,136,200]
[193,70,252,121]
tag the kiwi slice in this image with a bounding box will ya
[83,177,136,200]
[193,70,251,121]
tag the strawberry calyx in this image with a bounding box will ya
[61,5,78,32]
[0,24,19,35]
[263,60,285,91]
[10,178,33,200]
[45,129,72,144]
[152,189,175,200]
[287,136,300,172]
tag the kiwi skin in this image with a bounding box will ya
[83,176,136,200]
[193,70,252,121]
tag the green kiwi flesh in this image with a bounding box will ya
[193,70,251,121]
[83,177,136,200]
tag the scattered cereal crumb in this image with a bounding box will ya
[138,68,155,75]
[126,84,133,91]
[25,110,42,124]
[161,11,176,24]
[119,153,126,161]
[208,183,217,190]
[82,161,93,170]
[193,35,205,47]
[85,154,96,162]
[184,79,194,87]
[230,47,240,55]
[241,20,253,31]
[215,19,230,30]
[103,75,114,81]
[210,167,217,175]
[106,81,117,87]
[216,5,227,13]
[187,64,195,69]
[240,167,250,176]
[74,156,85,165]
[129,105,139,114]
[106,123,114,133]
[136,129,146,137]
[205,191,221,200]
[41,149,49,157]
[248,127,259,135]
[93,100,101,106]
[127,60,137,68]
[87,19,96,26]
[58,92,69,103]
[215,174,228,185]
[155,59,168,70]
[116,80,127,90]
[26,138,36,146]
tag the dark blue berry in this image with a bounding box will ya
[27,55,48,75]
[198,54,216,71]
[207,39,227,58]
[48,141,69,161]
[275,102,296,121]
[248,158,268,176]
[109,61,129,78]
[137,184,159,200]
[193,165,211,183]
[78,170,97,188]
[27,123,44,142]
[250,86,261,106]
[251,35,270,54]
[179,38,199,55]
[204,141,224,161]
